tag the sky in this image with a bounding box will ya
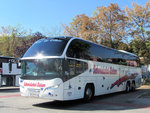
[0,0,148,35]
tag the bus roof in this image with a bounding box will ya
[46,36,72,41]
[118,50,138,57]
[22,36,138,60]
[72,37,138,59]
[46,36,138,59]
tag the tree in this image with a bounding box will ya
[126,1,150,41]
[15,32,45,57]
[43,26,63,37]
[0,25,25,57]
[64,14,98,43]
[64,4,128,48]
[129,39,150,64]
[93,3,128,48]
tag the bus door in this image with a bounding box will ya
[63,59,75,99]
[63,59,84,99]
[67,60,88,99]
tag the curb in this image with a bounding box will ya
[0,87,19,91]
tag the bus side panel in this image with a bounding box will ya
[93,62,120,95]
[63,71,97,100]
[62,62,142,100]
[74,75,86,99]
[63,78,76,100]
[63,76,87,100]
[132,67,142,88]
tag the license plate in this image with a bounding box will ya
[29,91,39,97]
[28,88,40,97]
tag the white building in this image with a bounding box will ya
[0,56,21,87]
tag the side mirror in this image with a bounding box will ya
[17,60,21,68]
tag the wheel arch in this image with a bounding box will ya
[84,83,95,96]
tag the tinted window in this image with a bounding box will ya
[67,39,91,59]
[66,39,140,67]
[89,44,106,62]
[23,38,69,57]
[76,61,84,75]
[126,60,138,67]
[64,59,88,78]
[0,62,2,68]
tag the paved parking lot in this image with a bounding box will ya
[0,86,150,113]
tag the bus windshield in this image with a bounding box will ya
[21,58,63,79]
[23,38,69,57]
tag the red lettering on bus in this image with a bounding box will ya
[24,82,46,87]
[93,65,117,74]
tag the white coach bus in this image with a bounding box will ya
[19,36,142,101]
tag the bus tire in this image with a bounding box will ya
[84,84,94,102]
[126,82,130,93]
[131,81,136,91]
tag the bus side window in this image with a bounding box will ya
[68,60,75,77]
[66,40,80,58]
[65,59,88,79]
[126,60,135,67]
[75,61,84,75]
[112,59,119,64]
[68,60,85,76]
[83,62,88,71]
[66,39,91,60]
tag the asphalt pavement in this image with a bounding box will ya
[0,85,150,113]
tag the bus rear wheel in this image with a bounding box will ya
[126,82,130,93]
[84,84,94,102]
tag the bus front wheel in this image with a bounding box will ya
[84,84,94,102]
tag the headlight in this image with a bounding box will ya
[53,84,59,89]
[44,84,60,91]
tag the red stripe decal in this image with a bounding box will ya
[0,94,21,98]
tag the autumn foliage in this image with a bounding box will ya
[64,1,150,64]
[0,1,149,64]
